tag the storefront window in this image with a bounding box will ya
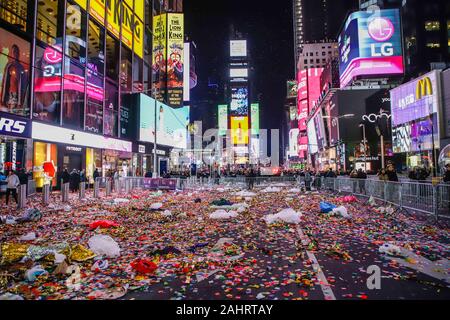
[62,59,85,128]
[104,80,118,137]
[88,19,105,76]
[105,33,119,80]
[33,141,57,188]
[37,0,64,48]
[33,44,62,123]
[65,1,87,66]
[120,46,133,91]
[0,0,28,32]
[133,55,143,92]
[0,28,30,116]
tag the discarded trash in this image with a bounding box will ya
[331,206,351,219]
[150,202,163,210]
[88,235,121,258]
[19,232,37,241]
[130,258,157,274]
[91,259,109,272]
[264,208,303,224]
[0,293,24,300]
[209,209,238,219]
[89,220,119,230]
[320,202,337,213]
[379,243,402,256]
[25,265,48,282]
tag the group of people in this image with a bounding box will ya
[59,168,87,193]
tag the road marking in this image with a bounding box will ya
[297,227,336,300]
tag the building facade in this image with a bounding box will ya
[0,0,188,187]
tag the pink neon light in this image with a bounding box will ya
[34,75,104,101]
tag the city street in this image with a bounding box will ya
[1,182,448,300]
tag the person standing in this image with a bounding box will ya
[93,168,100,181]
[356,168,367,194]
[5,170,20,205]
[304,169,312,191]
[69,169,78,192]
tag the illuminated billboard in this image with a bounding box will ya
[289,129,299,158]
[390,70,441,126]
[307,68,324,111]
[338,9,404,88]
[152,14,167,102]
[183,43,190,102]
[230,87,248,116]
[231,116,249,145]
[230,40,247,57]
[250,103,259,135]
[218,104,228,136]
[139,94,189,149]
[287,80,297,99]
[166,13,184,107]
[230,68,248,78]
[307,120,318,154]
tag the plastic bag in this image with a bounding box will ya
[150,202,163,210]
[19,232,37,241]
[88,234,121,258]
[209,209,238,219]
[161,210,172,217]
[89,220,119,230]
[130,258,157,274]
[379,243,402,256]
[331,206,351,219]
[320,202,337,213]
[264,208,303,224]
[25,265,48,282]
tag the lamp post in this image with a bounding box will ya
[359,123,367,172]
[322,114,355,173]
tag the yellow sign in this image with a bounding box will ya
[416,77,433,100]
[121,3,134,49]
[166,13,184,107]
[74,0,87,10]
[134,0,144,21]
[134,18,144,59]
[152,14,167,101]
[106,0,121,39]
[90,0,106,25]
[231,117,249,145]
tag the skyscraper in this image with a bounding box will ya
[293,0,359,66]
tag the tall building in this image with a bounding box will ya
[293,0,358,65]
[0,0,189,186]
[297,42,339,70]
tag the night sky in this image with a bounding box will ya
[184,0,294,131]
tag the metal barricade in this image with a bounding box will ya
[79,182,86,199]
[27,180,36,197]
[18,184,27,209]
[400,181,434,215]
[436,183,450,219]
[61,183,70,202]
[42,184,50,205]
[106,179,112,196]
[94,180,100,198]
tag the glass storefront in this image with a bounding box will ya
[33,141,58,188]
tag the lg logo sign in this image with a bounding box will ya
[0,117,27,134]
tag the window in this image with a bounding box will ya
[65,1,87,65]
[0,28,30,116]
[105,33,119,80]
[85,71,103,134]
[104,80,118,137]
[425,21,440,31]
[120,46,133,91]
[62,60,85,128]
[322,52,326,56]
[304,59,307,64]
[133,55,143,92]
[33,44,62,123]
[88,19,105,76]
[0,0,28,32]
[37,0,63,48]
[316,59,320,63]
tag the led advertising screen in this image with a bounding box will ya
[230,87,248,116]
[152,14,167,102]
[230,116,249,145]
[230,40,247,57]
[390,70,441,126]
[287,80,297,99]
[289,129,300,158]
[166,13,184,107]
[183,43,190,102]
[313,109,327,150]
[218,104,228,136]
[250,103,259,135]
[307,120,318,154]
[297,70,308,131]
[307,68,324,111]
[338,9,404,88]
[0,29,30,117]
[230,68,248,78]
[392,117,438,153]
[139,94,189,149]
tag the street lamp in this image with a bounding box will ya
[322,114,355,172]
[359,123,367,172]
